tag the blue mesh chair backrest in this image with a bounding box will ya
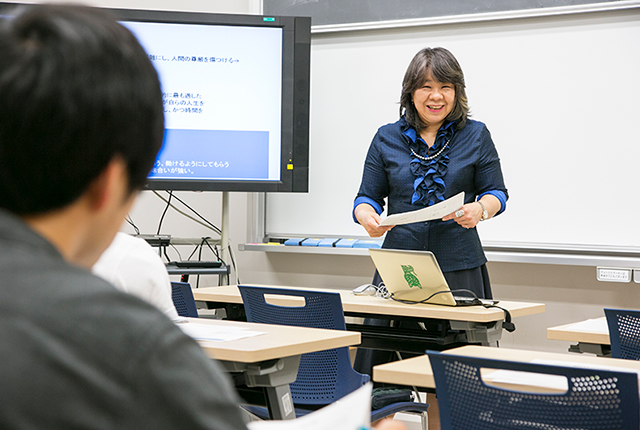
[238,285,370,405]
[605,308,640,360]
[427,350,640,430]
[171,281,198,318]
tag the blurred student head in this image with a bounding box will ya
[0,4,164,216]
[0,4,164,266]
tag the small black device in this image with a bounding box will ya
[174,260,223,268]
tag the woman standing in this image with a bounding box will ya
[352,48,509,387]
[353,47,508,301]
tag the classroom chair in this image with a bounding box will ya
[171,281,198,318]
[604,308,640,360]
[237,285,429,428]
[427,350,640,430]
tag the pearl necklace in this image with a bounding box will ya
[410,139,450,162]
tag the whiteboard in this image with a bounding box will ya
[266,8,640,252]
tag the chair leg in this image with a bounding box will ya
[414,411,427,430]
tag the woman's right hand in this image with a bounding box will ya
[354,203,394,238]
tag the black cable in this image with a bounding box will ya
[170,193,222,235]
[389,289,482,305]
[156,191,173,235]
[482,303,516,332]
[389,289,516,333]
[169,244,183,262]
[162,246,172,263]
[186,243,200,261]
[126,215,140,235]
[196,239,204,288]
[201,237,221,262]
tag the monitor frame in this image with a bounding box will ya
[114,8,311,193]
[0,3,311,193]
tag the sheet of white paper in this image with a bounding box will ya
[532,359,640,378]
[176,322,266,342]
[531,359,640,394]
[247,383,372,430]
[484,369,568,391]
[379,192,465,226]
[565,318,608,333]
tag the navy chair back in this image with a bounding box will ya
[605,308,640,360]
[238,285,368,404]
[238,285,430,428]
[171,281,198,318]
[427,350,640,430]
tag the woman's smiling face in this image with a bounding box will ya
[412,71,455,130]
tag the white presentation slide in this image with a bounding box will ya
[123,20,283,181]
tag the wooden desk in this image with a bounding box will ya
[192,285,545,352]
[547,317,611,356]
[372,345,640,389]
[184,318,360,420]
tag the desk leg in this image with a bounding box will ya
[568,342,611,357]
[264,384,295,420]
[223,356,300,420]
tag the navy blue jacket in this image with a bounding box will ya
[354,117,508,272]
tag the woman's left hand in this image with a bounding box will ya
[442,202,483,229]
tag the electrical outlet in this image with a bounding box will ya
[635,269,640,283]
[596,267,632,283]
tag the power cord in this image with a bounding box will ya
[389,289,482,305]
[152,191,239,283]
[152,191,222,235]
[388,289,515,332]
[126,215,140,235]
[482,303,516,332]
[156,190,173,235]
[168,192,223,235]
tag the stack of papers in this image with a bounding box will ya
[484,359,640,394]
[565,318,608,333]
[380,192,464,226]
[176,321,265,342]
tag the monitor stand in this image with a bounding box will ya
[219,191,230,285]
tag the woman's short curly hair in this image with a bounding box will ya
[399,47,469,130]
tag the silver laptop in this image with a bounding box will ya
[368,248,490,306]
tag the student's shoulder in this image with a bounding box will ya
[45,267,178,349]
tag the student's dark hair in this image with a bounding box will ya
[0,4,164,215]
[399,47,469,130]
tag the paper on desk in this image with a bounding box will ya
[483,369,569,392]
[480,358,640,394]
[532,359,640,394]
[177,322,265,342]
[564,318,608,333]
[532,359,640,378]
[379,192,464,226]
[247,383,372,430]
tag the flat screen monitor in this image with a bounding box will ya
[0,4,311,192]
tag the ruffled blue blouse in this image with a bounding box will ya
[405,120,455,206]
[353,116,509,272]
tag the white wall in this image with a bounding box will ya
[267,7,640,253]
